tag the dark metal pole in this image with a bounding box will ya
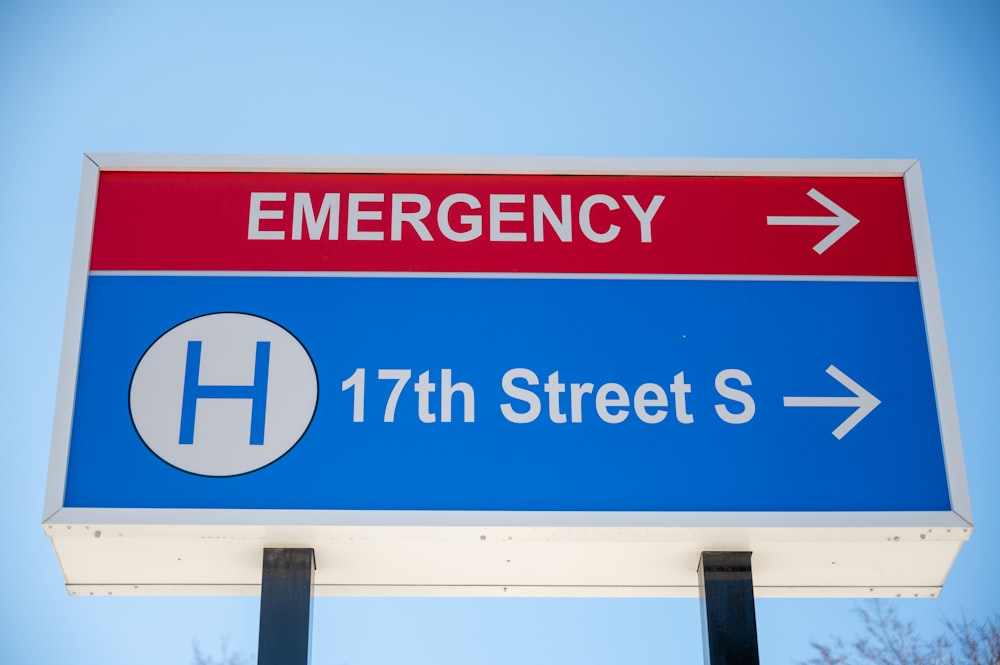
[258,548,315,665]
[699,551,760,665]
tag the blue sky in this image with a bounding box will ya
[2,1,999,663]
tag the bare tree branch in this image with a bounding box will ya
[802,601,999,665]
[191,636,253,665]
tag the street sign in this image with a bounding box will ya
[45,155,971,598]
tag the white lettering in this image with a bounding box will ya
[533,194,572,241]
[438,193,482,242]
[714,369,755,424]
[670,371,694,424]
[634,383,668,424]
[501,368,541,423]
[391,193,433,241]
[414,370,437,423]
[579,194,620,243]
[292,192,339,240]
[490,194,527,242]
[378,369,411,422]
[341,368,365,422]
[623,194,664,243]
[570,382,594,423]
[544,371,567,424]
[248,192,286,240]
[440,369,475,423]
[595,382,629,423]
[347,193,385,240]
[249,190,666,246]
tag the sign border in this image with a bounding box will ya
[43,154,972,596]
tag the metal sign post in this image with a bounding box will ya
[257,548,315,665]
[699,552,760,665]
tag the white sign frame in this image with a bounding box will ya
[44,154,971,597]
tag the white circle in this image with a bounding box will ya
[129,313,318,476]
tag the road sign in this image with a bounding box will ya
[45,155,971,598]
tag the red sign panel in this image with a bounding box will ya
[90,172,916,276]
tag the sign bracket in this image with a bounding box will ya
[699,551,760,665]
[257,548,315,665]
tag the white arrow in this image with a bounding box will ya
[783,365,881,440]
[767,188,860,255]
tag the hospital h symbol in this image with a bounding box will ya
[178,340,271,445]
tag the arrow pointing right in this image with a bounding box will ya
[767,188,860,255]
[783,365,881,440]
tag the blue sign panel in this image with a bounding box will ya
[64,274,949,513]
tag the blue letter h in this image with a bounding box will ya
[178,340,271,446]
